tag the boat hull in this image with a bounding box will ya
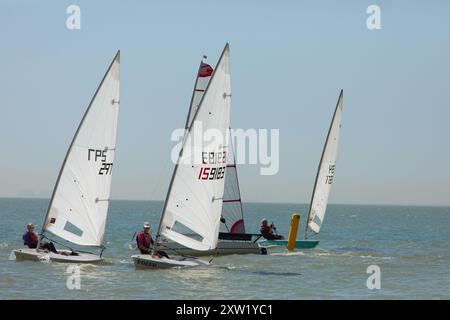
[258,239,320,249]
[13,248,103,263]
[132,254,210,269]
[161,240,262,257]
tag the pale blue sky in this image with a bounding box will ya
[0,1,449,206]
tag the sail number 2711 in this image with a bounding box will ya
[88,149,113,175]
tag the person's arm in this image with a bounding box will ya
[23,233,29,246]
[138,245,149,253]
[137,242,149,254]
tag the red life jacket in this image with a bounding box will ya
[260,225,273,239]
[30,231,38,243]
[23,231,39,248]
[136,231,154,250]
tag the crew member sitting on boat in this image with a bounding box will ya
[260,219,285,240]
[23,223,58,253]
[136,222,170,259]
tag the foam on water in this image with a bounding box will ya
[270,251,306,256]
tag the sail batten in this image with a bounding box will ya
[306,90,343,236]
[41,51,120,247]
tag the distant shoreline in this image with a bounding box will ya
[1,196,449,209]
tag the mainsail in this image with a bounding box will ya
[306,90,343,236]
[185,58,245,234]
[42,51,120,247]
[157,44,231,251]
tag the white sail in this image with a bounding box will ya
[43,51,120,247]
[185,60,244,234]
[221,133,245,233]
[307,90,343,234]
[158,44,231,251]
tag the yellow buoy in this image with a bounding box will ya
[287,213,300,251]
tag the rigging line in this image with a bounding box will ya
[157,243,198,260]
[42,234,102,254]
[208,246,219,264]
[42,234,101,255]
[41,234,74,252]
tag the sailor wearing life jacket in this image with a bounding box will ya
[136,222,170,259]
[260,219,285,240]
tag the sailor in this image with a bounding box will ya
[136,222,154,254]
[23,223,58,253]
[259,219,285,240]
[136,222,170,259]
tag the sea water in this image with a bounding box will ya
[0,198,448,299]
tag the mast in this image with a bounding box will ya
[304,89,343,239]
[37,50,120,249]
[153,44,230,253]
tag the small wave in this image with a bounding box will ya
[312,250,392,260]
[211,264,238,271]
[253,271,301,277]
[117,259,133,264]
[0,242,9,249]
[8,251,16,260]
[39,255,51,263]
[270,251,306,256]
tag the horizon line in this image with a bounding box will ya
[1,196,449,208]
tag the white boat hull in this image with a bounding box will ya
[161,239,262,257]
[132,254,210,269]
[13,248,103,263]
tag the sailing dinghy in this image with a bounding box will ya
[259,90,344,250]
[132,44,232,269]
[13,51,120,263]
[161,57,261,257]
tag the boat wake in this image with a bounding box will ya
[309,249,392,260]
[270,251,306,257]
[216,264,301,277]
[252,271,301,277]
[8,251,16,261]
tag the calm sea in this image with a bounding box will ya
[0,198,448,299]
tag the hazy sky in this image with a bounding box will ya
[1,0,449,206]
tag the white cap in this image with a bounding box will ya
[143,222,150,229]
[260,218,268,224]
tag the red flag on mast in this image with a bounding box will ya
[199,63,213,77]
